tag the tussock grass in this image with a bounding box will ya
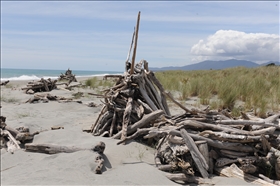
[0,95,19,103]
[85,77,115,89]
[155,66,280,117]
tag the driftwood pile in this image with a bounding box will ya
[21,69,80,94]
[58,68,77,85]
[0,115,39,154]
[1,80,10,86]
[89,11,280,185]
[22,78,57,94]
[25,93,74,103]
[90,59,280,184]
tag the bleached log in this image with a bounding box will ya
[264,113,280,124]
[112,110,164,139]
[117,127,156,145]
[143,73,167,114]
[121,96,133,141]
[197,141,210,173]
[169,129,255,152]
[145,71,174,115]
[165,173,202,184]
[25,143,83,154]
[220,149,249,159]
[91,105,107,133]
[258,174,280,185]
[179,120,276,136]
[3,130,21,149]
[217,119,280,129]
[216,120,265,125]
[215,164,276,186]
[137,99,152,114]
[180,129,209,178]
[199,130,269,143]
[133,72,158,111]
[215,157,238,167]
[130,11,140,75]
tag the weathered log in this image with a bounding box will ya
[199,130,269,143]
[133,72,158,111]
[258,174,280,185]
[169,129,255,152]
[264,112,280,124]
[165,173,202,184]
[215,163,276,186]
[91,105,107,133]
[143,73,167,114]
[219,149,249,159]
[112,110,164,139]
[25,143,83,154]
[130,11,140,75]
[117,127,158,145]
[216,119,280,130]
[197,141,210,173]
[215,157,238,167]
[179,120,276,136]
[94,153,104,174]
[2,130,21,150]
[180,129,209,178]
[0,80,10,86]
[276,157,280,180]
[121,96,133,141]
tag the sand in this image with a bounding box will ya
[1,77,257,185]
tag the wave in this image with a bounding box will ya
[0,75,58,81]
[1,73,123,81]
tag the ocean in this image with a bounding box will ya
[0,68,123,81]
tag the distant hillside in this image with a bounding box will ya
[150,59,280,71]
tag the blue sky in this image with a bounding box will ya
[1,1,279,71]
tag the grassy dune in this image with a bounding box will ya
[155,66,280,118]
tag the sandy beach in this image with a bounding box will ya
[1,77,257,186]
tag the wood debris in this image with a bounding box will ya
[1,115,39,154]
[25,93,73,103]
[22,78,57,93]
[0,80,10,86]
[58,68,77,85]
[89,11,280,184]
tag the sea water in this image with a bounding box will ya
[0,68,122,81]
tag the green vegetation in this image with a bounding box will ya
[0,95,19,103]
[16,112,32,118]
[155,66,280,117]
[85,77,115,90]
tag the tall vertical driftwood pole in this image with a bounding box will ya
[130,11,141,75]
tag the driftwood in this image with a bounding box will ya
[58,68,77,85]
[1,116,39,154]
[215,164,276,186]
[25,141,106,174]
[87,12,280,183]
[22,78,57,93]
[0,80,9,86]
[25,93,74,103]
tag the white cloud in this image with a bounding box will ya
[190,30,280,63]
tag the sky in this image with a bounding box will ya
[1,1,279,71]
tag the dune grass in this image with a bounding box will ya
[84,76,115,95]
[155,66,280,118]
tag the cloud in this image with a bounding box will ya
[190,30,280,63]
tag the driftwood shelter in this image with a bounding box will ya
[89,11,280,184]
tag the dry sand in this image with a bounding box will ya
[1,77,257,185]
